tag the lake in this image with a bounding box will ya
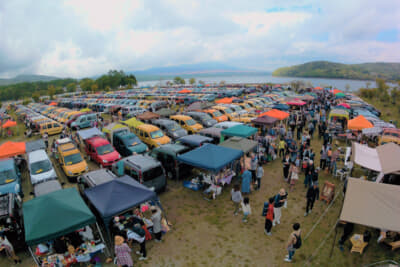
[138,74,378,91]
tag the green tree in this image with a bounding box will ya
[91,83,99,92]
[173,76,185,85]
[48,85,56,99]
[80,78,95,92]
[32,92,40,102]
[66,83,77,92]
[189,78,196,85]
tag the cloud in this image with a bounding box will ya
[0,0,399,78]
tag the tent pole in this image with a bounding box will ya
[28,246,40,266]
[96,222,112,258]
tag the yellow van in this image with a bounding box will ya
[212,106,237,121]
[38,120,63,136]
[238,102,255,113]
[131,124,171,148]
[170,115,203,134]
[56,138,88,181]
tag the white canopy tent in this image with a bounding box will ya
[340,178,400,232]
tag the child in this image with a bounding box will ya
[231,184,243,215]
[241,197,251,223]
[264,197,274,236]
[289,162,299,191]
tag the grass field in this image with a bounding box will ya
[1,108,400,267]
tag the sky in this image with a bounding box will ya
[0,0,399,78]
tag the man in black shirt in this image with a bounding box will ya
[305,184,318,216]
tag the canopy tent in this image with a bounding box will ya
[84,175,157,228]
[122,118,143,128]
[80,108,91,112]
[49,102,57,106]
[337,103,351,109]
[333,89,342,94]
[271,103,290,111]
[77,127,104,140]
[221,124,257,139]
[286,100,306,106]
[23,188,95,245]
[251,115,278,125]
[348,115,373,130]
[215,97,234,104]
[2,120,17,128]
[185,101,213,112]
[178,89,192,94]
[137,111,160,121]
[177,143,243,172]
[155,108,176,117]
[298,94,315,101]
[340,178,400,232]
[335,93,346,98]
[351,142,400,175]
[329,109,349,121]
[314,86,323,90]
[258,109,289,120]
[219,137,257,154]
[0,141,26,159]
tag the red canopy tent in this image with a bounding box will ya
[337,103,351,109]
[333,89,342,95]
[215,97,234,104]
[0,141,26,159]
[2,120,17,129]
[286,100,306,106]
[178,89,192,94]
[314,86,323,90]
[258,109,289,120]
[49,102,57,106]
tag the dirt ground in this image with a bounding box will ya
[1,113,400,267]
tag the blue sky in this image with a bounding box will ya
[0,0,399,78]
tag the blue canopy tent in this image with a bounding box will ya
[272,103,290,111]
[220,124,258,142]
[84,175,158,229]
[177,143,243,173]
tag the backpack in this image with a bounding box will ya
[293,234,302,249]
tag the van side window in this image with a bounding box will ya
[47,123,53,129]
[53,123,59,127]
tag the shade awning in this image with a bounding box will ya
[219,137,257,153]
[23,188,95,245]
[177,143,243,172]
[340,178,400,232]
[258,109,289,120]
[348,115,373,130]
[0,141,26,159]
[251,115,278,125]
[221,124,257,138]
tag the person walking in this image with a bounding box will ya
[114,235,133,267]
[305,184,318,216]
[241,169,251,194]
[289,162,299,191]
[132,223,147,261]
[320,145,327,170]
[278,139,286,157]
[231,184,243,215]
[264,197,274,236]
[0,235,21,264]
[255,163,264,190]
[304,160,314,188]
[282,154,290,181]
[241,197,251,223]
[249,154,258,183]
[273,189,286,226]
[151,206,162,242]
[285,223,302,263]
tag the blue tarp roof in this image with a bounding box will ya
[272,103,290,110]
[177,143,243,172]
[84,175,157,227]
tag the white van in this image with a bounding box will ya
[28,149,57,185]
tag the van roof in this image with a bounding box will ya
[81,169,116,186]
[28,149,49,163]
[137,124,160,132]
[123,154,161,171]
[170,115,192,120]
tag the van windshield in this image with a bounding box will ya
[224,108,233,114]
[0,167,17,185]
[213,111,222,117]
[64,153,83,165]
[166,122,180,132]
[186,119,197,126]
[96,144,114,155]
[31,160,52,174]
[143,166,163,181]
[150,130,164,139]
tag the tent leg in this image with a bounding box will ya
[28,246,40,266]
[330,221,339,258]
[96,222,112,258]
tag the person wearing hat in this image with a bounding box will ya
[114,235,133,267]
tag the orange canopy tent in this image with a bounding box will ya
[178,89,192,94]
[347,115,373,130]
[314,86,323,90]
[2,120,17,129]
[333,89,342,95]
[0,141,26,159]
[215,97,234,104]
[258,109,289,120]
[49,102,57,106]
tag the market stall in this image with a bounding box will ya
[258,109,289,120]
[251,116,278,134]
[177,144,243,198]
[23,188,109,266]
[0,141,26,159]
[219,137,257,154]
[220,124,258,142]
[347,115,373,131]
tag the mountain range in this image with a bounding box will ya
[0,74,60,86]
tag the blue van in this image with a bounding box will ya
[0,158,21,196]
[71,113,98,130]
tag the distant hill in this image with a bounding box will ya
[272,61,400,81]
[0,74,60,86]
[130,62,250,75]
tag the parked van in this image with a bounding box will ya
[150,144,191,179]
[78,169,116,198]
[170,115,203,134]
[0,159,22,196]
[85,136,121,168]
[38,120,63,136]
[212,106,237,121]
[131,124,171,149]
[185,111,217,127]
[71,113,97,130]
[152,119,188,140]
[56,138,88,182]
[114,155,166,192]
[202,109,228,122]
[27,149,57,185]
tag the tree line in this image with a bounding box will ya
[0,70,137,102]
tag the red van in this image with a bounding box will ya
[85,137,121,168]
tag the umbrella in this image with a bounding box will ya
[49,102,57,106]
[2,120,17,129]
[337,103,350,109]
[335,93,346,99]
